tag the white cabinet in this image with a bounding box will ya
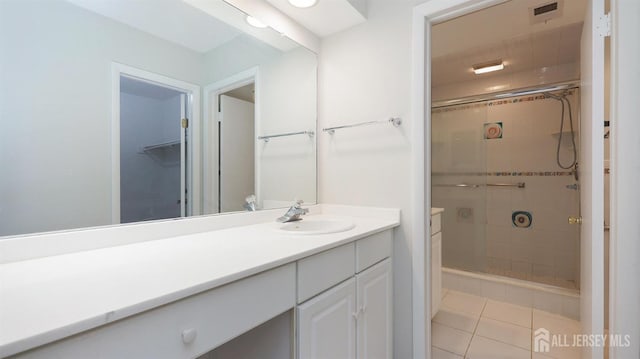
[356,259,392,359]
[431,211,443,318]
[297,231,393,359]
[298,278,358,359]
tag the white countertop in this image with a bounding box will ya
[0,209,399,357]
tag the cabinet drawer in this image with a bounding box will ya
[355,230,392,273]
[13,264,296,359]
[297,243,355,303]
[431,213,441,235]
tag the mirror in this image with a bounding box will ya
[0,0,317,237]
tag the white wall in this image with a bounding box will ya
[0,0,203,236]
[318,0,421,356]
[257,47,317,207]
[203,34,282,85]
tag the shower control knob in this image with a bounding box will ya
[568,216,583,225]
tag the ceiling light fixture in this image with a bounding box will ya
[472,60,505,75]
[288,0,318,8]
[246,15,267,28]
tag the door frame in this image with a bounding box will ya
[111,63,201,224]
[609,1,640,357]
[203,67,259,214]
[410,0,607,358]
[410,2,509,357]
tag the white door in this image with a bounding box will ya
[356,259,392,359]
[219,95,255,212]
[298,278,357,359]
[580,0,605,357]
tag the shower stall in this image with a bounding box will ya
[431,84,581,290]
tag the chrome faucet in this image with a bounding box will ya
[243,194,257,212]
[277,200,309,223]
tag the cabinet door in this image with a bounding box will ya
[298,278,357,359]
[431,232,442,318]
[356,259,392,359]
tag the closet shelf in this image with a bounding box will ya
[142,140,180,153]
[551,131,575,137]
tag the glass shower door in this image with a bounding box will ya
[432,91,581,290]
[432,104,489,273]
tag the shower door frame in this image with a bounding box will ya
[111,63,202,224]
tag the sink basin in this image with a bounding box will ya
[275,218,355,235]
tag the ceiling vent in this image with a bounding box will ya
[530,0,564,24]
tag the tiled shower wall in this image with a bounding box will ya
[432,91,580,289]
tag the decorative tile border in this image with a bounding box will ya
[432,90,576,114]
[432,171,573,177]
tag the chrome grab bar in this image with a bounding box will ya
[434,182,525,189]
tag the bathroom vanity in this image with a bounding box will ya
[0,205,398,359]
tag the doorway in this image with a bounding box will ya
[202,68,258,215]
[411,0,605,358]
[112,63,201,224]
[218,84,256,213]
[119,76,188,223]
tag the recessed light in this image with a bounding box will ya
[246,15,267,28]
[473,60,505,75]
[288,0,318,8]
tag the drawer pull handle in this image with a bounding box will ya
[182,328,197,344]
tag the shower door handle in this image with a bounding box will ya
[568,216,583,225]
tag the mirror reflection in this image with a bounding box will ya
[0,0,317,237]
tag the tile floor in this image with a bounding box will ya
[432,289,583,359]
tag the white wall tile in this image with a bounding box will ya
[480,280,507,302]
[505,285,534,307]
[532,291,564,314]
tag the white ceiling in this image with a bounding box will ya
[224,83,255,103]
[65,0,299,53]
[66,0,241,53]
[264,0,366,37]
[431,0,586,87]
[432,0,587,58]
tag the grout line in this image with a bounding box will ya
[531,305,534,359]
[463,298,488,357]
